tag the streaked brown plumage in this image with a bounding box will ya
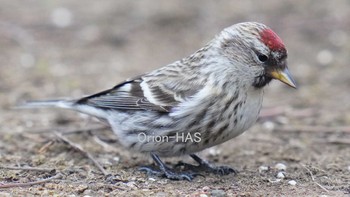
[20,22,296,181]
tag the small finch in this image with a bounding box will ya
[20,22,296,181]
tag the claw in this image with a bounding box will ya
[185,154,238,176]
[211,165,238,175]
[139,153,235,181]
[139,166,164,176]
[139,153,201,181]
[139,165,198,181]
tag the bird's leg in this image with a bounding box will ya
[139,153,198,181]
[176,154,237,175]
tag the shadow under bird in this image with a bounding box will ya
[19,22,296,181]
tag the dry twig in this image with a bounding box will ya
[38,140,55,154]
[301,164,329,193]
[54,132,109,176]
[326,139,350,145]
[0,173,63,189]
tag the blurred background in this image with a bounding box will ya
[1,0,349,110]
[0,0,349,195]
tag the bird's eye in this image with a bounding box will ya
[258,54,268,62]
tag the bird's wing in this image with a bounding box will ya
[76,68,204,113]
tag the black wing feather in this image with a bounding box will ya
[76,78,172,112]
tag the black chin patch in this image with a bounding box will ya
[252,75,272,88]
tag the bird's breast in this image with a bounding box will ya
[232,87,264,133]
[196,86,264,148]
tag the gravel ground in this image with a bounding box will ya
[1,0,350,196]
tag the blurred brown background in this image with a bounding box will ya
[0,0,349,196]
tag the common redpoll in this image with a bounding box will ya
[20,22,296,181]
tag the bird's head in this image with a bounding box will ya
[218,22,296,89]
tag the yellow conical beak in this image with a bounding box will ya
[269,68,297,88]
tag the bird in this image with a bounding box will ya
[19,22,296,181]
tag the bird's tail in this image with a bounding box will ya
[16,99,75,110]
[16,99,108,120]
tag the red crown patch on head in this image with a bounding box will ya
[259,28,285,51]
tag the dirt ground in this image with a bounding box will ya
[1,0,350,196]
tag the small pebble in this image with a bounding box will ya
[316,50,333,66]
[347,166,350,172]
[275,163,287,171]
[262,121,275,131]
[126,181,137,189]
[157,179,168,184]
[202,186,210,191]
[270,178,282,183]
[113,157,120,163]
[277,171,285,179]
[208,147,221,156]
[288,180,297,186]
[259,165,269,173]
[83,190,92,195]
[51,7,73,28]
[211,189,226,197]
[148,177,156,182]
[199,194,208,197]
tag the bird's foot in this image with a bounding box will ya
[204,164,237,175]
[176,154,238,176]
[139,166,198,181]
[139,152,200,181]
